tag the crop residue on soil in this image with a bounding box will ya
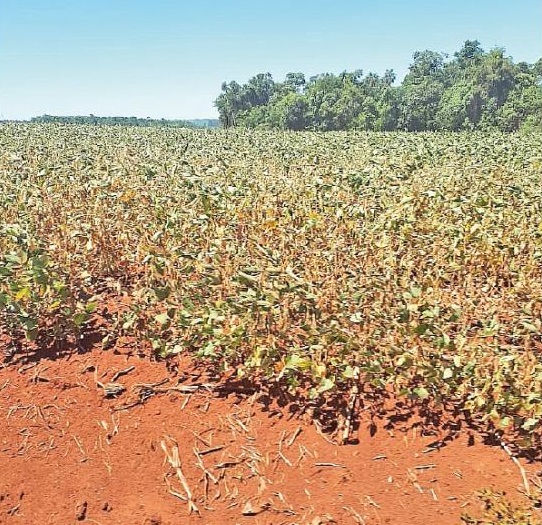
[0,347,537,525]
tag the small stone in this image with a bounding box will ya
[241,501,258,516]
[75,500,88,521]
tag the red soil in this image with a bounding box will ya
[0,346,538,525]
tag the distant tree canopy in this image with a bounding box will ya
[30,115,220,128]
[215,41,542,131]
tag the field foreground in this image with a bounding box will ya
[0,348,539,525]
[1,125,542,523]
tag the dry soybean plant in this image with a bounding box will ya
[1,123,542,451]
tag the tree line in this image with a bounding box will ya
[215,40,542,131]
[30,115,219,128]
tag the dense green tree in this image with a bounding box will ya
[283,72,306,93]
[399,51,446,130]
[496,62,542,131]
[267,92,309,130]
[435,82,473,130]
[454,39,484,67]
[214,40,542,132]
[215,80,246,127]
[245,73,276,106]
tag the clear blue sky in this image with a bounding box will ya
[1,0,541,120]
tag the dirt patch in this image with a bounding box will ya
[0,347,539,525]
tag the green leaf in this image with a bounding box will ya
[15,287,31,300]
[349,312,363,324]
[414,323,429,335]
[73,312,90,327]
[521,321,538,333]
[22,317,38,332]
[155,313,170,326]
[284,354,311,371]
[342,365,356,379]
[521,417,538,431]
[25,328,39,341]
[4,254,21,264]
[0,266,13,277]
[499,416,512,428]
[85,301,98,314]
[443,368,453,380]
[413,387,430,400]
[154,286,171,301]
[316,377,335,394]
[0,292,8,306]
[409,286,422,298]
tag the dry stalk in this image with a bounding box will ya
[314,462,346,468]
[197,445,224,456]
[341,365,360,445]
[7,404,33,419]
[500,440,530,496]
[296,444,315,466]
[229,413,250,434]
[277,430,293,467]
[286,426,302,447]
[110,365,135,381]
[364,495,380,508]
[72,435,87,457]
[313,418,336,444]
[180,394,191,410]
[215,458,245,469]
[193,447,219,484]
[161,436,199,514]
[343,505,366,524]
[153,382,216,394]
[181,425,212,447]
[414,464,436,470]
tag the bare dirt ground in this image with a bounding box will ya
[0,344,539,525]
